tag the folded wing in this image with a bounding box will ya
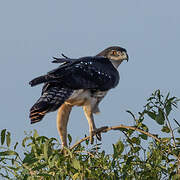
[29,56,119,91]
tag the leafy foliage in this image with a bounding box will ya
[0,90,180,179]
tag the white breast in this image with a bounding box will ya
[65,89,107,113]
[65,89,91,106]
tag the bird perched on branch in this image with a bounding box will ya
[29,46,128,147]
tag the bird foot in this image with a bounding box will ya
[90,126,108,144]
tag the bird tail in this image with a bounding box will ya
[29,75,48,87]
[30,86,73,124]
[52,57,71,63]
[30,101,49,124]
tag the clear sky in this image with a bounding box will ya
[0,0,180,152]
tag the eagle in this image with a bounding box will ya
[29,46,128,147]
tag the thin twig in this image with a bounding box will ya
[165,115,176,148]
[178,153,180,175]
[75,150,95,158]
[70,124,161,150]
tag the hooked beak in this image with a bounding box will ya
[121,51,129,62]
[126,54,129,62]
[122,53,128,62]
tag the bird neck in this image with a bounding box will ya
[109,59,122,69]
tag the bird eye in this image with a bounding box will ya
[112,50,117,55]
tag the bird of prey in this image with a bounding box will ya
[29,46,128,147]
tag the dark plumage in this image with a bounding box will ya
[29,56,119,123]
[29,57,119,90]
[29,46,128,147]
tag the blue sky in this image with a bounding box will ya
[0,0,180,152]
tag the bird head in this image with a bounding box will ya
[96,46,128,68]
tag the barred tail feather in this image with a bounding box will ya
[30,86,73,124]
[30,101,50,124]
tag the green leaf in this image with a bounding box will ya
[117,141,124,154]
[131,137,140,145]
[133,146,141,153]
[165,102,172,116]
[157,89,161,101]
[113,144,117,157]
[32,163,47,171]
[141,123,149,132]
[11,158,15,165]
[146,111,156,120]
[1,129,6,145]
[178,128,180,134]
[155,108,165,125]
[33,129,39,138]
[165,92,170,102]
[6,132,11,147]
[43,142,49,161]
[114,141,124,156]
[0,150,18,156]
[51,154,60,166]
[68,134,72,145]
[139,134,148,140]
[168,96,176,102]
[38,173,52,177]
[127,129,134,136]
[13,142,18,150]
[23,153,38,164]
[126,156,134,165]
[7,166,19,171]
[162,137,170,143]
[72,173,79,180]
[161,126,170,133]
[0,173,9,179]
[36,136,49,144]
[72,158,80,170]
[147,96,155,101]
[126,110,136,120]
[171,149,179,156]
[85,135,89,146]
[86,167,91,174]
[22,137,30,148]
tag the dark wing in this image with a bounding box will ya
[30,83,73,124]
[52,56,74,63]
[29,56,119,91]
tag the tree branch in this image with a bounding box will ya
[70,124,161,150]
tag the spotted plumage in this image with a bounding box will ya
[30,57,119,91]
[29,46,128,147]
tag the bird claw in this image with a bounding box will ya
[89,131,101,144]
[95,133,101,141]
[90,126,108,144]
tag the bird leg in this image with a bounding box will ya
[83,106,101,144]
[56,103,72,148]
